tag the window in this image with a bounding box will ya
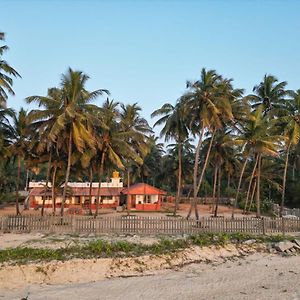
[74,196,81,205]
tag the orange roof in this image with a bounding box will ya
[122,183,167,195]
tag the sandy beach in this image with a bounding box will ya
[1,253,299,300]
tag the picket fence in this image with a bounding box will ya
[0,215,300,235]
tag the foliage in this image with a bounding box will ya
[0,233,292,264]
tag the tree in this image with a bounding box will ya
[277,89,300,215]
[27,68,109,216]
[92,99,145,217]
[0,32,21,105]
[8,108,29,215]
[248,74,288,116]
[152,101,188,215]
[184,69,235,220]
[235,106,280,217]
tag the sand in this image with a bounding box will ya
[1,253,300,300]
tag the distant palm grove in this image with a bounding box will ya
[1,31,300,219]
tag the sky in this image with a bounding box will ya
[2,0,300,130]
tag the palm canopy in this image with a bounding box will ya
[235,105,281,158]
[151,100,189,143]
[0,32,21,105]
[27,68,109,154]
[247,74,288,116]
[183,68,234,133]
[277,89,300,146]
[120,102,152,159]
[7,108,30,159]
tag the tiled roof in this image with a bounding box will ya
[121,183,167,195]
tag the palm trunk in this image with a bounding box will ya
[51,164,57,215]
[42,150,52,217]
[127,168,131,216]
[95,151,105,218]
[227,173,230,190]
[174,141,182,216]
[256,154,261,218]
[211,165,218,215]
[214,167,221,217]
[61,131,73,217]
[232,156,248,218]
[243,155,259,214]
[193,128,216,220]
[247,179,256,213]
[88,167,93,215]
[187,127,204,219]
[280,143,291,217]
[15,155,21,216]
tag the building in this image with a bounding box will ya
[29,171,123,210]
[29,172,168,212]
[121,183,167,211]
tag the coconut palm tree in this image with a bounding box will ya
[93,99,144,217]
[152,100,189,215]
[184,69,236,219]
[7,108,30,215]
[129,135,165,185]
[248,74,288,117]
[0,32,21,105]
[205,131,237,216]
[277,89,300,215]
[27,68,109,216]
[235,106,280,217]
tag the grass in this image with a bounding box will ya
[0,233,293,265]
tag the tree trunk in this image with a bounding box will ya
[247,179,256,213]
[187,127,204,219]
[61,131,73,217]
[214,167,221,217]
[174,141,182,216]
[232,156,248,218]
[51,164,57,215]
[127,168,131,216]
[88,167,93,215]
[95,151,105,218]
[212,165,218,215]
[193,128,216,220]
[227,173,230,190]
[280,143,291,217]
[42,150,52,217]
[243,155,259,214]
[15,155,21,216]
[256,154,261,218]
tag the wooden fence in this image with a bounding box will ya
[0,215,300,235]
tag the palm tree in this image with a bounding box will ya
[248,74,288,116]
[93,99,144,217]
[277,89,300,215]
[27,68,109,216]
[130,135,165,185]
[235,106,280,217]
[152,101,189,215]
[206,131,237,216]
[184,69,235,219]
[0,32,21,105]
[8,108,29,215]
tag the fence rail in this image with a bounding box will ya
[1,215,300,235]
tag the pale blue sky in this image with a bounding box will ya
[2,0,300,128]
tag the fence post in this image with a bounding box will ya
[282,218,285,236]
[261,218,266,235]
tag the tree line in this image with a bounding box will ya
[1,31,300,219]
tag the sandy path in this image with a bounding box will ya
[3,254,300,300]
